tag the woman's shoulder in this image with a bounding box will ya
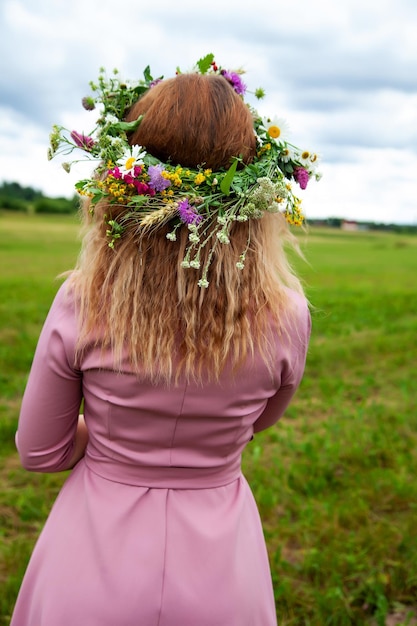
[282,286,310,322]
[49,277,77,317]
[283,286,309,309]
[40,278,79,349]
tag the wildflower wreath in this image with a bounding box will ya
[48,53,321,287]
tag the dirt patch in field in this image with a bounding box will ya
[370,608,417,625]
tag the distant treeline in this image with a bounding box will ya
[0,181,416,233]
[0,181,78,214]
[308,217,417,234]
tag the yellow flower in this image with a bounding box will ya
[125,156,135,170]
[194,173,206,185]
[257,143,271,157]
[164,170,183,187]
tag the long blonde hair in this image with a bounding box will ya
[68,73,306,383]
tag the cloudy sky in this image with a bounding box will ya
[1,0,416,224]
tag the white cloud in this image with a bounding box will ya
[0,0,416,224]
[307,147,417,225]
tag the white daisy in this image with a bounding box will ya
[118,145,146,173]
[298,150,311,165]
[307,152,320,171]
[279,145,296,163]
[261,116,290,143]
[295,150,319,174]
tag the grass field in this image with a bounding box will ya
[1,211,416,625]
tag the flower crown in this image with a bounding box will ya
[48,53,321,287]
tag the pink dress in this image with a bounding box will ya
[11,282,310,626]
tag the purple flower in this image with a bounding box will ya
[148,164,171,191]
[293,166,309,190]
[70,130,95,151]
[177,199,202,225]
[221,70,247,96]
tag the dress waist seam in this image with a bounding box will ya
[83,456,242,490]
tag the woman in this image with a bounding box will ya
[11,58,318,625]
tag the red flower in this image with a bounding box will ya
[108,167,122,179]
[133,181,155,196]
[123,173,135,185]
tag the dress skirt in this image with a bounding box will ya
[11,459,277,626]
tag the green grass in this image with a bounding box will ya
[1,214,416,625]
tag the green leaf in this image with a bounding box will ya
[132,85,150,98]
[220,158,239,195]
[245,164,261,181]
[91,192,105,205]
[74,179,89,190]
[142,154,162,167]
[143,65,153,83]
[196,53,214,75]
[112,116,143,132]
[90,187,104,196]
[127,195,150,206]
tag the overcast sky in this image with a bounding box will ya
[1,0,416,224]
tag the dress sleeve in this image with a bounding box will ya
[16,283,83,472]
[253,295,311,433]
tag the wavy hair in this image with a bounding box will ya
[69,73,306,383]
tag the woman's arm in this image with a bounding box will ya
[16,284,84,472]
[253,297,311,433]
